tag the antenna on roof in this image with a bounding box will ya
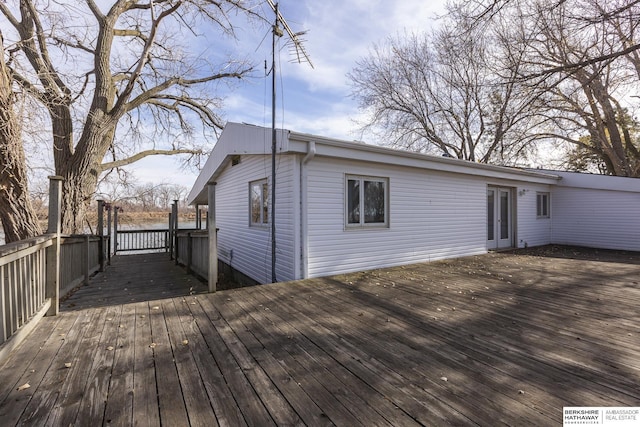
[266,2,313,283]
[265,0,314,68]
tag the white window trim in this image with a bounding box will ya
[345,175,389,229]
[249,178,269,226]
[536,192,550,219]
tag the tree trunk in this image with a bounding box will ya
[0,32,42,243]
[57,161,101,234]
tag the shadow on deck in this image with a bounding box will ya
[61,253,208,311]
[1,250,639,426]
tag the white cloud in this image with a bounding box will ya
[134,0,449,186]
[279,0,447,93]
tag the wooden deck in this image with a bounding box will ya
[0,249,639,426]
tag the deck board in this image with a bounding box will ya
[1,250,639,426]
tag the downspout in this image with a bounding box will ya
[300,141,316,279]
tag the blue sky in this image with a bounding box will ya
[132,0,448,188]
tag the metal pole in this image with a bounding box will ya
[270,4,279,283]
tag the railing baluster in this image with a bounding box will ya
[0,264,6,343]
[110,229,175,252]
[9,261,15,336]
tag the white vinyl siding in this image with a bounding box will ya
[305,157,487,278]
[514,185,553,248]
[215,155,298,283]
[551,186,640,251]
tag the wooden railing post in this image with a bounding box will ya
[166,213,171,253]
[186,232,193,274]
[106,204,112,265]
[113,207,119,255]
[83,235,90,285]
[208,183,217,292]
[168,210,174,259]
[173,200,179,264]
[97,200,105,272]
[46,176,62,316]
[195,204,200,229]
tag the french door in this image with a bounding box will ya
[487,187,512,249]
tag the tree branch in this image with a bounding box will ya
[99,148,203,172]
[523,42,640,79]
[120,70,247,116]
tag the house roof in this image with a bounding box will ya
[537,169,640,192]
[188,122,562,205]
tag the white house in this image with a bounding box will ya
[188,122,640,285]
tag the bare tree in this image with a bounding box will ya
[0,31,42,243]
[491,0,640,175]
[0,0,261,234]
[455,0,640,74]
[349,16,545,165]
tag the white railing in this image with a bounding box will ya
[0,234,54,347]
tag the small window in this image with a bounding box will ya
[346,175,388,227]
[536,192,550,218]
[250,179,269,225]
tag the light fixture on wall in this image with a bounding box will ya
[518,189,528,197]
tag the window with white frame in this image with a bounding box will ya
[536,192,550,218]
[250,179,269,225]
[346,175,388,227]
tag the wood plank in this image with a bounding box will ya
[190,296,277,426]
[337,265,640,405]
[161,297,218,426]
[175,297,248,427]
[233,290,422,427]
[72,304,122,424]
[204,297,309,426]
[0,299,51,367]
[131,301,161,427]
[258,280,554,426]
[16,308,99,425]
[226,293,399,427]
[197,295,336,426]
[2,250,640,427]
[102,302,137,425]
[249,282,479,426]
[148,299,190,426]
[45,306,109,427]
[0,313,74,424]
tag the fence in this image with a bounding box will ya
[0,232,103,359]
[0,177,107,363]
[59,235,102,296]
[0,235,52,350]
[115,229,169,253]
[176,231,209,280]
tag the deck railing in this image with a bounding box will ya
[115,229,169,253]
[0,177,110,363]
[0,235,52,348]
[0,234,104,353]
[59,235,102,296]
[176,230,209,280]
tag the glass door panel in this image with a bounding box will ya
[487,190,495,242]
